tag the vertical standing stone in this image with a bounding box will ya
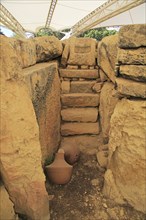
[0,36,50,220]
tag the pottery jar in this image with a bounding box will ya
[45,149,73,184]
[61,144,80,165]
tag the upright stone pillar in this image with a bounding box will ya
[0,36,50,219]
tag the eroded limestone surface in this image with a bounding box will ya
[98,34,118,83]
[103,99,146,214]
[0,36,49,220]
[23,62,61,162]
[61,37,96,67]
[118,24,146,48]
[34,36,63,62]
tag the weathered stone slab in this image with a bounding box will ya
[68,37,96,66]
[104,99,146,213]
[59,69,99,79]
[118,24,146,48]
[117,48,146,65]
[61,122,100,136]
[98,35,118,83]
[0,37,50,220]
[23,62,61,161]
[115,77,146,98]
[3,37,36,69]
[61,108,98,122]
[70,81,96,93]
[119,65,146,82]
[61,134,103,154]
[61,81,70,94]
[99,82,119,143]
[61,93,100,107]
[34,36,63,62]
[19,39,36,68]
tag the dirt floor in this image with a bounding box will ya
[46,153,146,220]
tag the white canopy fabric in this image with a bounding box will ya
[1,0,146,33]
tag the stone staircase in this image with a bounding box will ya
[59,68,102,153]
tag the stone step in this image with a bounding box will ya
[61,93,100,107]
[60,134,103,154]
[61,108,98,122]
[61,122,100,136]
[61,80,102,94]
[70,81,97,93]
[59,69,99,79]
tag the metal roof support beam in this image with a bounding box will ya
[0,3,26,38]
[71,0,145,36]
[45,0,58,28]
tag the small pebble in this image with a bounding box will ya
[103,203,108,208]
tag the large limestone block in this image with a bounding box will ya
[118,24,146,48]
[3,36,36,68]
[61,108,98,122]
[70,81,96,93]
[61,134,103,154]
[61,93,100,107]
[115,77,146,98]
[0,36,22,81]
[67,37,96,66]
[117,47,146,65]
[104,99,146,213]
[98,35,118,83]
[34,36,63,62]
[23,62,61,161]
[59,69,99,79]
[0,37,49,220]
[99,82,119,143]
[119,65,146,82]
[19,39,36,68]
[61,122,100,136]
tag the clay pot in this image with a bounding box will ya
[45,149,73,184]
[60,144,80,165]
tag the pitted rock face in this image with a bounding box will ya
[118,24,146,48]
[61,37,96,66]
[98,34,118,83]
[0,35,22,81]
[34,36,63,62]
[104,99,146,214]
[117,47,146,65]
[1,36,36,69]
[0,36,50,220]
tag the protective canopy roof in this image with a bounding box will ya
[1,0,146,33]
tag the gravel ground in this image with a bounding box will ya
[46,154,146,220]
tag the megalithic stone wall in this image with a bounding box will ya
[0,36,50,219]
[103,24,146,214]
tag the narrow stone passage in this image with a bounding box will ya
[46,154,145,220]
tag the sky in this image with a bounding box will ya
[1,0,146,35]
